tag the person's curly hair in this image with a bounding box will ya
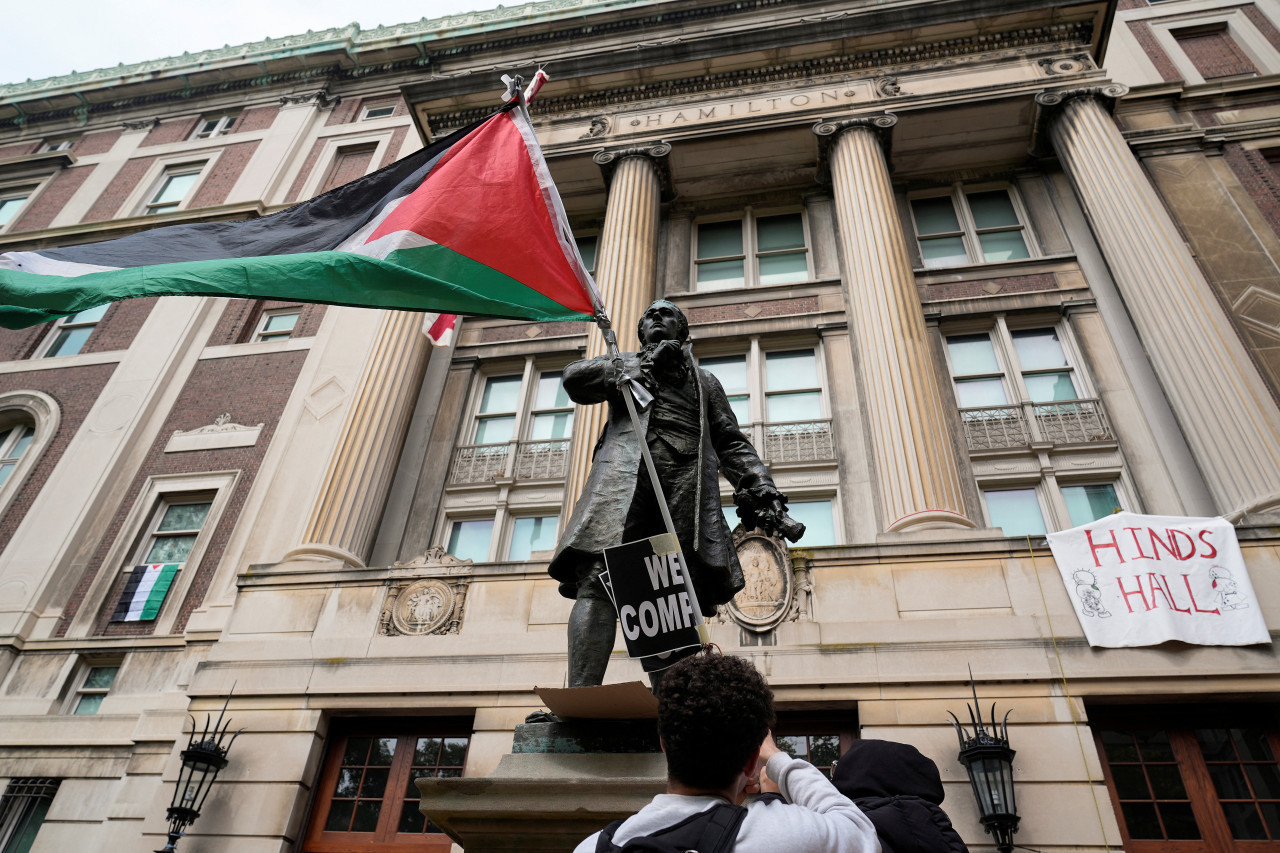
[657,653,775,790]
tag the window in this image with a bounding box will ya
[68,663,119,715]
[0,423,34,487]
[910,185,1032,269]
[774,713,857,780]
[1173,24,1258,80]
[254,309,300,342]
[507,515,558,561]
[720,498,837,546]
[359,103,397,121]
[450,364,575,484]
[39,138,75,153]
[141,165,202,215]
[0,778,59,853]
[700,347,826,428]
[575,235,598,277]
[190,112,238,140]
[693,210,810,290]
[1094,707,1280,853]
[0,188,32,230]
[446,518,493,563]
[305,721,469,853]
[109,496,213,622]
[38,303,109,358]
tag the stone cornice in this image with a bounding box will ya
[425,22,1094,132]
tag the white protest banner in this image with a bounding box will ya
[1046,512,1270,647]
[602,533,704,672]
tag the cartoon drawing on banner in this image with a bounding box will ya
[1072,569,1112,618]
[1210,566,1249,611]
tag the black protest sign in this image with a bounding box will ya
[602,534,704,662]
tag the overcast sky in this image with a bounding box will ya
[2,0,511,86]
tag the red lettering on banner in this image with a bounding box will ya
[1183,574,1220,614]
[1087,528,1126,567]
[1125,528,1154,559]
[1149,529,1181,560]
[1198,529,1218,558]
[1147,573,1174,610]
[1117,575,1151,612]
[1169,528,1196,560]
[1158,574,1192,613]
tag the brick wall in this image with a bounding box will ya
[233,105,280,134]
[325,98,361,127]
[319,144,376,194]
[0,325,47,363]
[1128,19,1182,82]
[1243,4,1280,51]
[82,298,157,354]
[1174,26,1257,79]
[207,298,327,345]
[0,364,116,556]
[1117,0,1146,10]
[1223,143,1280,239]
[140,117,200,148]
[284,137,327,203]
[84,155,156,221]
[685,296,820,326]
[74,128,122,157]
[11,166,94,231]
[56,349,307,637]
[187,141,260,208]
[0,141,42,160]
[379,126,409,168]
[922,272,1059,302]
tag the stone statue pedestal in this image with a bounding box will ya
[416,719,665,852]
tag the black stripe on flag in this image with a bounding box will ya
[110,567,146,622]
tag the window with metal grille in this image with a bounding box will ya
[0,778,60,853]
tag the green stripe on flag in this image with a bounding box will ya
[0,243,594,329]
[139,563,180,620]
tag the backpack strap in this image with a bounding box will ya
[595,803,747,853]
[689,802,748,853]
[596,819,626,853]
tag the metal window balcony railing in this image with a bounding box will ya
[449,439,571,484]
[755,419,836,464]
[959,398,1114,451]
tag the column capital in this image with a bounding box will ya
[278,89,340,110]
[593,141,674,199]
[812,113,897,184]
[1030,83,1129,156]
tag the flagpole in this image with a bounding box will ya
[507,71,710,647]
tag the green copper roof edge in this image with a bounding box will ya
[0,0,665,101]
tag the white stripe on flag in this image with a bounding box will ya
[125,564,164,621]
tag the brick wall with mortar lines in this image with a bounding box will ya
[1243,4,1280,50]
[187,141,260,208]
[323,94,408,128]
[0,363,116,555]
[83,155,155,222]
[11,166,94,231]
[923,273,1060,302]
[1223,143,1280,239]
[140,117,200,148]
[0,297,155,361]
[0,141,40,160]
[284,137,328,203]
[207,298,327,345]
[685,296,820,326]
[1177,28,1257,78]
[73,128,122,157]
[1129,19,1183,81]
[56,349,307,637]
[232,105,279,134]
[380,126,410,169]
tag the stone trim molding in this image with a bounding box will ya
[279,90,340,111]
[165,413,264,453]
[592,141,674,199]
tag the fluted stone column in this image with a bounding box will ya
[284,310,432,566]
[1041,87,1280,515]
[562,144,668,517]
[815,116,974,532]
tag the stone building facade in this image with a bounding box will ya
[0,0,1278,851]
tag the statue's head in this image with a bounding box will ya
[637,299,689,346]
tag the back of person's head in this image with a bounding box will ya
[657,653,775,790]
[831,739,946,804]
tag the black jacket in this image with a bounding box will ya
[831,740,969,853]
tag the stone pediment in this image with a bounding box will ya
[165,413,263,453]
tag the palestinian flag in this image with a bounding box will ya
[111,563,180,622]
[0,101,601,339]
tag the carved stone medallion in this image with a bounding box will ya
[389,579,455,635]
[727,531,793,632]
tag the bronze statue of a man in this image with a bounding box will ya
[548,299,796,687]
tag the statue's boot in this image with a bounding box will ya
[567,596,617,688]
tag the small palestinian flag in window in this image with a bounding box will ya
[111,563,180,622]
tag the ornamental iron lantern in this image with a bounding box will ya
[948,674,1019,853]
[157,694,241,853]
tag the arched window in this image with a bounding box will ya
[0,391,60,518]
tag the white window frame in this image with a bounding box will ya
[1149,9,1280,86]
[941,315,1093,409]
[908,183,1038,270]
[980,476,1130,536]
[35,304,110,359]
[39,138,75,153]
[138,163,205,216]
[0,185,35,234]
[690,207,813,292]
[696,337,829,428]
[61,657,123,715]
[724,492,842,546]
[190,112,239,140]
[443,514,498,563]
[0,392,59,523]
[253,308,301,342]
[358,101,397,121]
[501,511,561,562]
[66,471,239,638]
[465,358,576,447]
